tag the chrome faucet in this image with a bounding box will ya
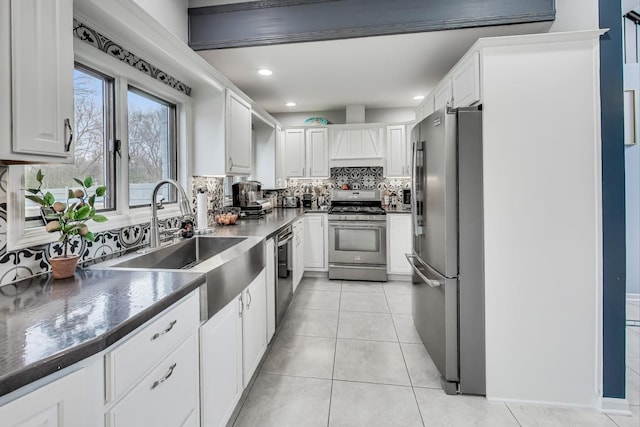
[149,179,192,249]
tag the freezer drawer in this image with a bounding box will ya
[407,254,459,391]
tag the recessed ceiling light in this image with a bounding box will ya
[257,68,273,76]
[285,102,296,107]
[413,95,425,100]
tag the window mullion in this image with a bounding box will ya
[115,76,131,216]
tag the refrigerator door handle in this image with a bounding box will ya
[405,254,442,288]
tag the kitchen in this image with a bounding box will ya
[0,0,636,426]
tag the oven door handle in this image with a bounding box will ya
[328,222,385,229]
[405,254,442,288]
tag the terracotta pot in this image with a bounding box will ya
[50,255,80,280]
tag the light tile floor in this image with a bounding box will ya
[231,278,640,427]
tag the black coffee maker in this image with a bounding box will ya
[232,181,262,207]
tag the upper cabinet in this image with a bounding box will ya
[385,125,410,177]
[193,88,254,176]
[0,0,75,163]
[329,125,384,167]
[253,115,284,189]
[226,90,252,175]
[452,51,481,108]
[283,127,328,178]
[433,78,453,111]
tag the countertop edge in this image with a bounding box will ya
[0,273,205,398]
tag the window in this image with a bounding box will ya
[25,64,115,222]
[23,63,181,229]
[127,87,177,207]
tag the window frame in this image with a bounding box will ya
[6,39,192,251]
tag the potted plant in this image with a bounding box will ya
[25,169,108,279]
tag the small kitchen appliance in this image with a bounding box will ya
[283,196,298,208]
[402,189,411,206]
[302,193,313,208]
[232,181,271,218]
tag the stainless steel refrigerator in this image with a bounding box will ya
[406,106,485,395]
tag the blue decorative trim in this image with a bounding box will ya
[73,19,192,96]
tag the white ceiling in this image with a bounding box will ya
[195,20,551,114]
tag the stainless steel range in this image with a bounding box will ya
[328,190,387,281]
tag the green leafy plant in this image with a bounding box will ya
[25,169,108,257]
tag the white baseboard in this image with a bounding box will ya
[600,397,632,416]
[388,273,411,282]
[302,271,328,278]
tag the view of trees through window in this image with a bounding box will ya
[127,88,176,207]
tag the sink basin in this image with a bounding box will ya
[98,235,264,321]
[114,236,247,270]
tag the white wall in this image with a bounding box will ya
[481,33,601,406]
[624,0,640,296]
[272,107,415,126]
[132,0,189,43]
[550,0,599,32]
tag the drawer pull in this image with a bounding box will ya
[150,363,177,390]
[151,320,177,341]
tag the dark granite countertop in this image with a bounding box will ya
[211,208,307,239]
[0,269,204,397]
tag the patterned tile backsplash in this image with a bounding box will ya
[0,167,409,286]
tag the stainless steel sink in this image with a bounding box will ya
[96,235,265,321]
[113,236,247,269]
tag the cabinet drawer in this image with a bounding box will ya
[106,292,199,401]
[107,333,199,427]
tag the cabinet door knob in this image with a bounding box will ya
[64,118,73,152]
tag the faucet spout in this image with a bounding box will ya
[149,179,192,249]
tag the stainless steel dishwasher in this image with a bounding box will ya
[275,225,294,328]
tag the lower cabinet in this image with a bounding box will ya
[200,269,267,427]
[0,360,103,427]
[387,214,412,275]
[292,219,305,291]
[200,296,243,427]
[105,292,201,427]
[303,213,327,271]
[107,334,199,427]
[242,270,267,387]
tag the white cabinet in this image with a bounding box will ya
[387,214,412,275]
[200,296,243,427]
[200,270,266,427]
[452,51,481,108]
[306,128,329,177]
[105,292,200,426]
[0,361,102,427]
[292,219,304,291]
[193,88,253,176]
[265,238,276,342]
[304,214,327,271]
[283,128,328,178]
[107,334,199,427]
[283,128,306,177]
[329,125,384,166]
[385,125,410,177]
[253,116,284,189]
[242,270,267,387]
[434,79,453,111]
[0,0,75,163]
[226,90,252,175]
